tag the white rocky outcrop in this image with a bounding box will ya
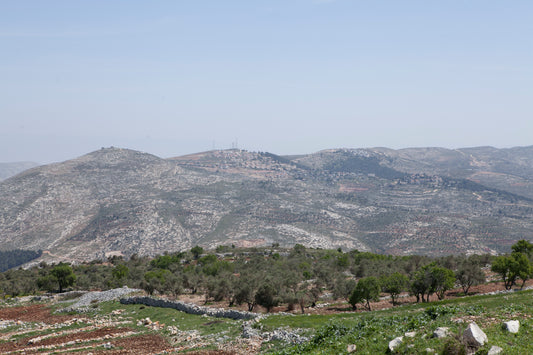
[503,320,519,333]
[463,322,487,347]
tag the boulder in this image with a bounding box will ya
[432,327,450,338]
[388,336,403,351]
[347,344,357,353]
[404,331,416,338]
[463,322,488,347]
[503,320,519,333]
[487,345,503,355]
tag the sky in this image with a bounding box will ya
[1,0,532,163]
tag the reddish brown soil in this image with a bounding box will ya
[307,279,533,315]
[186,352,239,355]
[93,334,173,354]
[0,327,132,353]
[0,304,83,323]
[180,279,533,315]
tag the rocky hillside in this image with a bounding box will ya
[1,146,532,262]
[0,161,39,181]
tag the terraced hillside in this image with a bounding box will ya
[0,146,532,262]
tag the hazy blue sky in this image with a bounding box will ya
[1,1,532,163]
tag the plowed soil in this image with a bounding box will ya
[0,304,172,354]
[0,303,81,323]
[0,327,132,353]
[93,334,173,354]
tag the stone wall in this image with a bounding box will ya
[119,296,257,320]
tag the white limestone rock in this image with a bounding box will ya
[347,344,357,353]
[388,336,403,351]
[463,322,488,347]
[488,345,503,355]
[432,327,450,338]
[503,320,519,333]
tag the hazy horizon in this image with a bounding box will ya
[4,143,533,166]
[2,1,532,164]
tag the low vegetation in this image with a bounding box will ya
[2,241,533,308]
[265,290,533,354]
[1,240,533,353]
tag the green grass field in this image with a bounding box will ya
[260,289,533,354]
[1,289,531,354]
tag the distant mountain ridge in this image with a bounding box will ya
[0,162,39,181]
[1,146,532,263]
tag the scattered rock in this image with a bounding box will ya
[167,325,179,335]
[347,344,357,353]
[463,322,487,347]
[404,331,416,338]
[267,329,309,344]
[103,342,113,349]
[488,345,503,355]
[240,320,308,344]
[503,320,519,333]
[388,336,403,352]
[241,323,261,339]
[425,348,436,354]
[432,327,450,338]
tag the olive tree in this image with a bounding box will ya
[455,259,485,295]
[50,263,76,293]
[380,272,409,305]
[492,252,532,290]
[349,276,381,311]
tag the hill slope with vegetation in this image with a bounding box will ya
[1,241,533,354]
[1,146,533,262]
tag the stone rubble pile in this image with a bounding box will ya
[241,320,309,344]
